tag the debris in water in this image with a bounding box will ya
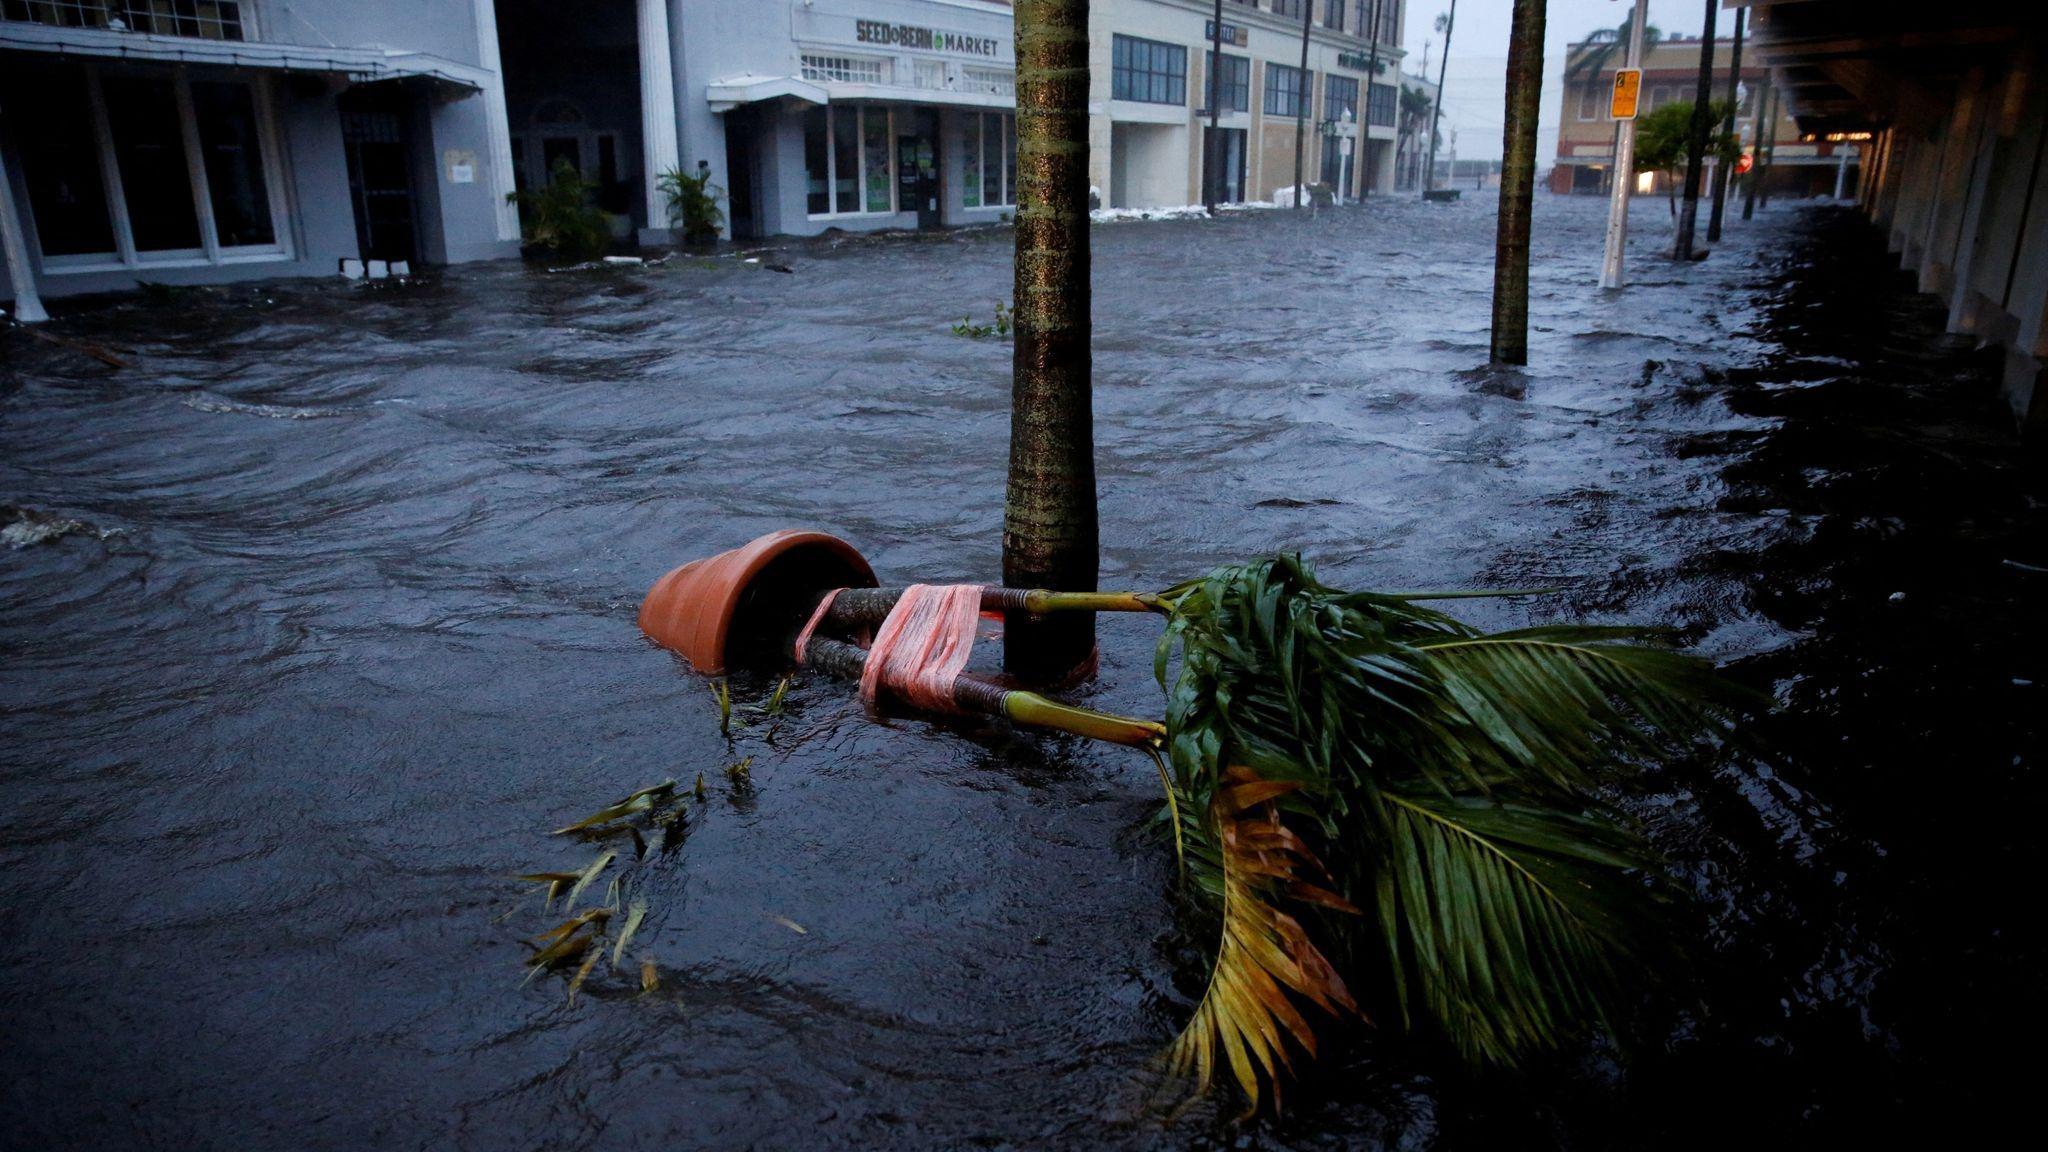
[770,915,807,936]
[552,780,676,835]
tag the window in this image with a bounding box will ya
[1,0,247,40]
[800,54,888,84]
[1325,74,1359,122]
[804,104,895,216]
[1324,2,1346,31]
[1207,51,1250,113]
[964,113,1017,209]
[1271,0,1305,18]
[1265,62,1306,118]
[1367,81,1395,127]
[1112,34,1186,105]
[5,62,287,269]
[1577,82,1600,121]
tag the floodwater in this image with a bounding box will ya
[3,194,2042,1150]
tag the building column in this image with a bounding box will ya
[472,0,522,244]
[0,144,48,324]
[637,0,681,238]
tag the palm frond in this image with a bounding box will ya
[1373,789,1662,1065]
[1167,767,1358,1113]
[1151,554,1749,1095]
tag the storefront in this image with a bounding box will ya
[682,0,1018,240]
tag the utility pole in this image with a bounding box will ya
[1757,83,1778,209]
[1425,1,1457,196]
[1673,0,1718,260]
[1706,6,1743,241]
[1598,2,1649,289]
[1362,0,1383,196]
[1204,0,1224,210]
[1491,0,1547,365]
[1293,0,1311,208]
[1004,0,1098,683]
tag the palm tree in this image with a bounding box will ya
[1490,0,1547,365]
[1563,11,1662,82]
[1396,85,1433,190]
[1004,0,1098,683]
[1154,555,1749,1107]
[1424,4,1458,195]
[1673,0,1720,261]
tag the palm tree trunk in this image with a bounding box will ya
[1425,0,1457,195]
[1489,0,1546,365]
[1705,7,1744,241]
[1673,0,1718,259]
[1362,0,1383,197]
[1004,0,1099,684]
[1743,71,1769,220]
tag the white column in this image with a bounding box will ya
[473,0,522,243]
[637,0,681,233]
[0,144,49,324]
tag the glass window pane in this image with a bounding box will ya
[832,106,859,213]
[190,81,274,247]
[804,105,830,214]
[102,75,201,252]
[981,114,1002,207]
[1002,115,1015,206]
[962,113,981,207]
[862,108,891,212]
[6,65,115,257]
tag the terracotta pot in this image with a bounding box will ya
[638,530,877,674]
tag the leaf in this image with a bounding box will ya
[1165,767,1357,1113]
[566,947,602,1005]
[613,900,647,965]
[552,780,675,835]
[770,915,807,936]
[564,850,616,910]
[640,958,660,993]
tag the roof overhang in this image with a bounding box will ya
[706,74,829,113]
[0,22,488,92]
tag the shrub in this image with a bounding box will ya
[508,158,611,262]
[658,167,726,246]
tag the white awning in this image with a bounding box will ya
[705,74,829,114]
[0,23,489,91]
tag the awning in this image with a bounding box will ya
[706,74,829,114]
[0,22,489,91]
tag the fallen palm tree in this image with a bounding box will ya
[635,531,1749,1109]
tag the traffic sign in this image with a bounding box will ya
[1610,69,1642,120]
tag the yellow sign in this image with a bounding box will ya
[1610,69,1642,120]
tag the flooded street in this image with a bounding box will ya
[3,194,2042,1149]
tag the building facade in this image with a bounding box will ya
[1090,0,1404,209]
[0,0,525,312]
[1550,32,1859,200]
[4,1,1409,315]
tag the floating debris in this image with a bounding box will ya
[552,780,676,835]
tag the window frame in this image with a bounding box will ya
[1206,50,1250,114]
[1367,81,1395,127]
[804,103,898,220]
[1577,81,1601,121]
[1324,74,1360,122]
[1111,34,1187,106]
[25,63,291,274]
[1264,61,1307,118]
[961,112,1016,210]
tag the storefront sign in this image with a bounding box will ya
[856,19,999,57]
[1204,21,1249,48]
[1335,52,1386,73]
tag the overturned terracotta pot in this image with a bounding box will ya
[638,529,877,674]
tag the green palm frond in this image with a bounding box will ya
[1151,554,1748,1102]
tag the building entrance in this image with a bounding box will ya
[898,109,941,229]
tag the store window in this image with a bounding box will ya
[5,62,287,269]
[1206,52,1250,113]
[1265,62,1307,118]
[1325,74,1359,122]
[963,113,1018,210]
[1112,35,1186,105]
[804,104,896,217]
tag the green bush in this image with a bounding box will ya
[658,167,726,246]
[508,158,611,262]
